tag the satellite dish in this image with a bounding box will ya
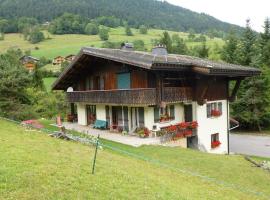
[67,87,73,92]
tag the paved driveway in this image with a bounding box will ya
[230,134,270,158]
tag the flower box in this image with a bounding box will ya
[211,141,221,148]
[211,110,221,117]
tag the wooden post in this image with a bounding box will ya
[92,134,100,175]
[229,79,242,102]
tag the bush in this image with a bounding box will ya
[125,26,133,36]
[84,23,99,35]
[139,25,148,34]
[28,29,45,44]
[133,40,145,51]
[99,28,109,41]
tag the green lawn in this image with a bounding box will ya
[43,77,57,92]
[0,119,270,199]
[0,28,224,60]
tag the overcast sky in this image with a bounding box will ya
[167,0,270,32]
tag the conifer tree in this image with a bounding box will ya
[221,31,238,64]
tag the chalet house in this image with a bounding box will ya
[52,46,260,154]
[19,55,39,72]
[65,54,76,63]
[52,56,65,65]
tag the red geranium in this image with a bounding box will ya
[211,110,221,117]
[211,141,221,148]
[144,128,150,137]
[178,122,189,129]
[189,121,198,129]
[167,125,177,132]
[184,130,193,137]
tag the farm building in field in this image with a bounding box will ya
[52,56,65,65]
[65,54,76,62]
[19,55,39,72]
[52,45,260,154]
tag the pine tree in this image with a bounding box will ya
[160,31,172,53]
[221,31,238,64]
[259,18,270,67]
[236,19,256,66]
[231,19,270,131]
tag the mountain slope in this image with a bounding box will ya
[0,0,243,34]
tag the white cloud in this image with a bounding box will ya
[166,0,270,32]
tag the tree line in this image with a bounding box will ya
[0,0,244,35]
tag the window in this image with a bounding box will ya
[207,102,222,118]
[211,133,221,148]
[154,104,175,122]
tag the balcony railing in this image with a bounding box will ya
[67,87,192,105]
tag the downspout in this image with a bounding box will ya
[227,99,230,155]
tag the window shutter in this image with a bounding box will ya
[207,104,211,118]
[218,102,222,114]
[154,106,160,123]
[170,105,175,120]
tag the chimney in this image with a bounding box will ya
[121,42,134,51]
[152,44,168,55]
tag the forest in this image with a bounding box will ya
[0,0,243,34]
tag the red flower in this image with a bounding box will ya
[211,141,221,148]
[144,128,150,137]
[189,121,198,129]
[178,122,189,129]
[184,130,193,137]
[167,125,177,132]
[211,110,221,117]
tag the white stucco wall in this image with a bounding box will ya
[194,100,228,154]
[132,104,185,131]
[77,103,87,126]
[144,107,154,130]
[96,105,106,121]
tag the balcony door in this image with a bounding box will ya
[131,107,144,129]
[117,73,130,89]
[184,104,193,122]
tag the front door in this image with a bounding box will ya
[131,107,144,129]
[86,105,96,125]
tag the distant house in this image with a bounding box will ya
[52,45,260,154]
[19,55,39,72]
[52,56,65,65]
[65,54,76,63]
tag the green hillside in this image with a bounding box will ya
[0,28,224,60]
[0,119,270,199]
[0,0,244,34]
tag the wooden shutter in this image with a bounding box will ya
[170,105,175,120]
[154,106,160,123]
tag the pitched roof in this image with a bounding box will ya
[52,47,260,90]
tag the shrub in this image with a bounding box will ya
[139,25,148,34]
[84,23,99,35]
[125,26,133,36]
[99,28,109,41]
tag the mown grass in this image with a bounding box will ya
[0,27,224,60]
[0,119,270,199]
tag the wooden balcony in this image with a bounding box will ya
[67,87,192,105]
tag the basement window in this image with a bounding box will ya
[211,133,221,149]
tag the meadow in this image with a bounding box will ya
[0,27,224,60]
[0,119,270,200]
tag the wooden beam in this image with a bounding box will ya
[229,79,242,102]
[197,79,212,105]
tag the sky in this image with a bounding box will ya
[167,0,270,32]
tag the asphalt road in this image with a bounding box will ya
[230,134,270,158]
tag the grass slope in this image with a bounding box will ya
[43,77,57,92]
[0,28,224,60]
[0,119,270,199]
